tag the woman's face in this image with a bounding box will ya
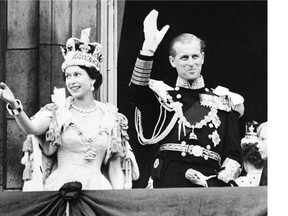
[64,65,95,99]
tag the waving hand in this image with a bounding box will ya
[142,9,170,52]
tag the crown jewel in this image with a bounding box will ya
[240,121,259,148]
[61,28,104,72]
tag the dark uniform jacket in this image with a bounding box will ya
[259,160,267,186]
[129,54,244,188]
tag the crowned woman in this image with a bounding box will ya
[0,28,139,191]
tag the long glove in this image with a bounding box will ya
[142,9,170,52]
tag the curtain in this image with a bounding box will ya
[0,182,267,216]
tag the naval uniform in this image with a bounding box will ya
[129,54,244,188]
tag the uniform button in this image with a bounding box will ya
[204,155,208,160]
[206,145,211,150]
[153,158,159,168]
[205,88,209,92]
[181,141,186,145]
[176,94,182,99]
[174,86,180,91]
[209,123,213,128]
[181,152,186,157]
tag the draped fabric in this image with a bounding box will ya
[0,183,267,216]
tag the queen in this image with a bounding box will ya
[0,28,139,191]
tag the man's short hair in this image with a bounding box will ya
[169,33,206,57]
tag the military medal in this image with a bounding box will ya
[153,158,159,168]
[208,130,221,147]
[179,107,221,144]
[189,126,198,140]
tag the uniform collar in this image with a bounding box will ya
[175,76,205,89]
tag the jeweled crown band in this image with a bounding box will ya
[61,28,103,72]
[61,51,101,71]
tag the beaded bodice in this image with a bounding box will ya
[57,124,108,171]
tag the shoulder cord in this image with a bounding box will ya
[151,103,166,138]
[134,106,180,145]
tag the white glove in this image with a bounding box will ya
[185,169,216,187]
[142,9,170,52]
[217,169,234,183]
[217,158,241,183]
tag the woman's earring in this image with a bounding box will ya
[91,83,95,91]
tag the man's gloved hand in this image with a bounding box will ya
[217,169,234,183]
[217,158,242,183]
[185,169,216,187]
[142,9,170,52]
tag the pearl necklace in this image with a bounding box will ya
[71,102,98,117]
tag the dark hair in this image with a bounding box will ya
[63,66,103,91]
[242,143,264,169]
[169,33,206,57]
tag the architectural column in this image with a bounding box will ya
[5,0,39,188]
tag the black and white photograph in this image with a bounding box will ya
[0,0,281,215]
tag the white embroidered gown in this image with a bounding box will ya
[44,125,112,190]
[36,97,119,191]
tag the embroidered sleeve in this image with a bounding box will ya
[30,103,55,120]
[130,54,154,86]
[31,98,74,147]
[29,103,62,146]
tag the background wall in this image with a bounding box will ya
[117,0,267,188]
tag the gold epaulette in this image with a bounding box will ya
[199,93,232,112]
[149,79,175,111]
[200,86,245,117]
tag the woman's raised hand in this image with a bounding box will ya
[0,82,17,107]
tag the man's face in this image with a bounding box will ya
[169,40,204,81]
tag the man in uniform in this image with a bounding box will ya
[129,10,244,188]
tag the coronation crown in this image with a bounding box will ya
[60,28,103,72]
